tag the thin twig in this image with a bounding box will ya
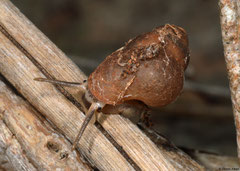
[219,0,240,159]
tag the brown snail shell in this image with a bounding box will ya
[88,24,189,107]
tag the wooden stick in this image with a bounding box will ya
[0,0,204,170]
[0,120,37,171]
[219,0,240,159]
[0,78,91,170]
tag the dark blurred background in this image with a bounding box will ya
[13,0,236,156]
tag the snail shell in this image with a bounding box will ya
[88,24,189,107]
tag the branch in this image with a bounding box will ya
[0,77,92,170]
[0,0,204,170]
[219,0,240,159]
[0,120,37,171]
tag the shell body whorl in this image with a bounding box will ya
[88,24,189,107]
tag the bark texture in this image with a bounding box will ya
[219,0,240,159]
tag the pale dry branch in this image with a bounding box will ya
[0,120,37,171]
[0,77,91,170]
[219,0,240,159]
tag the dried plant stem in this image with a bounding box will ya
[219,0,240,158]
